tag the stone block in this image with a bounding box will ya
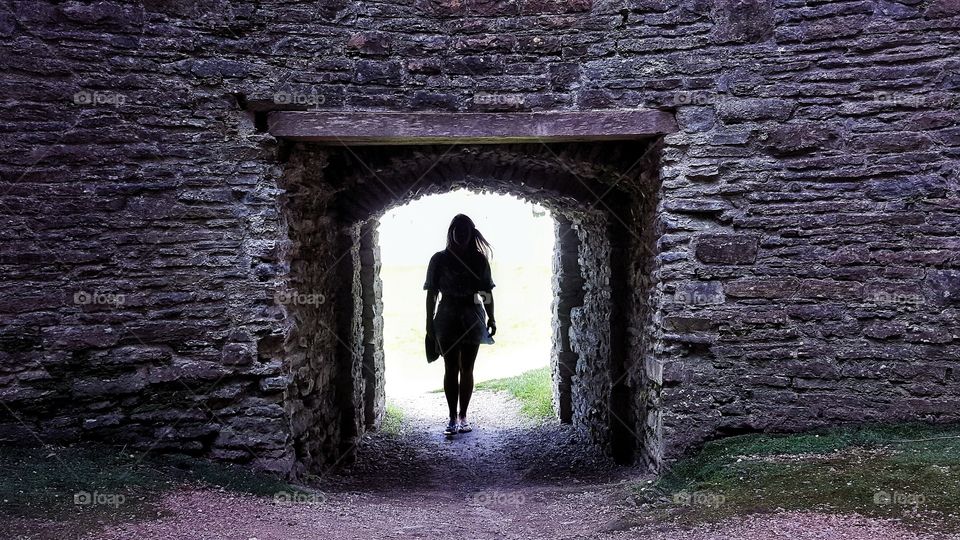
[924,270,960,307]
[925,0,960,17]
[710,0,774,43]
[695,234,759,264]
[346,32,392,56]
[716,98,794,123]
[762,123,840,155]
[725,277,798,298]
[222,342,257,366]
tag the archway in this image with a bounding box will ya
[375,189,556,400]
[275,139,664,476]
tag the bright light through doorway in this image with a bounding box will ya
[377,189,556,397]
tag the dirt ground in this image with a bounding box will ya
[8,390,958,540]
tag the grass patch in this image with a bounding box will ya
[0,443,301,527]
[475,366,553,420]
[637,423,960,531]
[381,402,405,436]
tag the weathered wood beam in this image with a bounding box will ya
[266,110,677,145]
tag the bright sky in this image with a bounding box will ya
[377,189,555,266]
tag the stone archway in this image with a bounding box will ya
[274,133,667,475]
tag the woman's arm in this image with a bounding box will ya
[483,291,496,336]
[426,289,438,336]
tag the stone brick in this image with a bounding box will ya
[797,279,863,300]
[761,123,840,156]
[925,0,960,17]
[346,32,392,56]
[866,175,947,200]
[694,234,759,264]
[73,372,148,397]
[924,270,960,307]
[725,277,798,299]
[664,315,714,332]
[222,342,257,366]
[710,0,774,44]
[716,99,794,123]
[353,60,403,85]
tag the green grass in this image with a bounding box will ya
[0,444,302,525]
[475,366,554,420]
[637,423,960,531]
[381,402,405,436]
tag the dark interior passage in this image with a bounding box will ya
[277,141,665,475]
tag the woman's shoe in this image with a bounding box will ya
[444,421,458,436]
[457,419,472,433]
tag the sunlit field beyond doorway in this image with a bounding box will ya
[377,190,555,398]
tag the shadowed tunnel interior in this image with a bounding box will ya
[277,141,665,476]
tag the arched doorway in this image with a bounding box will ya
[275,134,666,477]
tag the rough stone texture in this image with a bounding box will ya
[550,215,583,424]
[359,220,386,430]
[1,0,959,476]
[626,141,666,467]
[568,211,617,449]
[276,149,344,475]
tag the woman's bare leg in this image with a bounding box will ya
[458,343,479,421]
[442,346,461,422]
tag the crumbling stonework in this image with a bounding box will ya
[551,216,583,424]
[1,0,959,477]
[359,220,385,430]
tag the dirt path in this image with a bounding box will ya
[327,390,630,493]
[12,390,957,540]
[68,390,635,540]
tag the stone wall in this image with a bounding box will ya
[1,0,959,475]
[626,141,668,467]
[550,215,583,424]
[359,220,386,430]
[567,211,619,447]
[277,148,342,475]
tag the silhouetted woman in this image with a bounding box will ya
[424,214,497,435]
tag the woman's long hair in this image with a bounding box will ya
[445,214,492,259]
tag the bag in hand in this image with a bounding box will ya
[425,334,440,363]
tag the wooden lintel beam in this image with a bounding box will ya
[266,110,677,145]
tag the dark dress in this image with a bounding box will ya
[423,249,495,356]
